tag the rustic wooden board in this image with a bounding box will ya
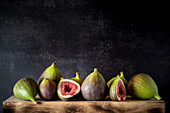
[3,95,165,113]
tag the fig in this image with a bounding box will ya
[109,75,126,101]
[127,73,161,100]
[107,71,128,89]
[37,61,61,85]
[57,79,80,100]
[13,78,37,104]
[120,71,128,86]
[39,78,57,100]
[81,68,108,100]
[70,72,84,85]
[107,77,116,88]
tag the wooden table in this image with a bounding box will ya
[3,95,165,113]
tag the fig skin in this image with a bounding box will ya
[39,78,57,100]
[70,72,84,98]
[127,73,161,100]
[81,68,108,101]
[107,77,116,88]
[109,75,126,101]
[37,61,62,85]
[70,72,84,86]
[107,71,128,89]
[13,78,37,104]
[120,71,128,86]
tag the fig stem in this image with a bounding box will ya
[30,98,37,104]
[76,72,80,78]
[120,71,128,85]
[154,94,161,100]
[120,71,123,75]
[52,61,56,66]
[60,77,64,80]
[94,68,98,72]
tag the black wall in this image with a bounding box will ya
[0,0,170,112]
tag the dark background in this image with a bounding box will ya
[0,0,170,112]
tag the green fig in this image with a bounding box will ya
[127,73,161,100]
[107,71,128,89]
[109,75,126,101]
[81,68,108,100]
[13,78,37,104]
[57,79,80,101]
[107,77,116,88]
[70,72,84,85]
[37,61,61,85]
[120,71,128,86]
[39,79,57,100]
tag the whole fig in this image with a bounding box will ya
[39,78,57,100]
[13,78,37,104]
[81,68,108,100]
[127,73,161,100]
[37,61,61,85]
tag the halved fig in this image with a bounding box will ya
[109,75,126,101]
[57,79,80,100]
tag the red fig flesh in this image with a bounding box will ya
[109,75,126,101]
[57,79,80,100]
[117,80,126,101]
[60,81,79,96]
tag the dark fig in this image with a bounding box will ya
[70,72,84,85]
[39,78,57,100]
[57,79,80,101]
[37,61,61,85]
[13,78,37,104]
[81,68,108,100]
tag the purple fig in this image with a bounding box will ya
[39,78,57,100]
[81,68,108,100]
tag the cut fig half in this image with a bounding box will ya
[109,75,126,101]
[57,79,80,100]
[116,78,126,101]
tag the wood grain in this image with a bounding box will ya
[3,95,165,113]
